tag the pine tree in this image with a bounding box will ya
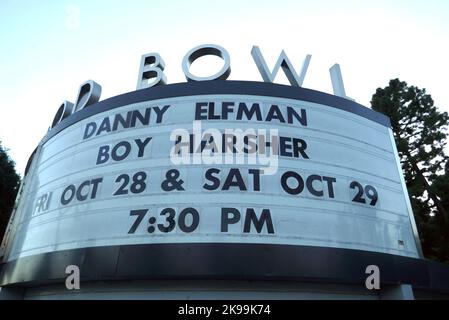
[429,162,449,262]
[371,79,449,261]
[0,141,21,242]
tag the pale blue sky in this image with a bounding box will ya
[1,0,449,175]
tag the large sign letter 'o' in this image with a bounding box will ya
[182,44,231,81]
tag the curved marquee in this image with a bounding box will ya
[0,81,425,287]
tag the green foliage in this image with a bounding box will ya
[371,79,449,262]
[0,141,21,241]
[429,163,449,263]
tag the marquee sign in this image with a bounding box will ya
[0,45,421,276]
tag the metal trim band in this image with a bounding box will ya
[41,80,391,146]
[1,243,448,293]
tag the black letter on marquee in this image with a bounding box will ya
[111,141,131,162]
[90,178,103,199]
[195,102,209,120]
[287,107,307,126]
[243,208,274,234]
[292,138,309,159]
[223,169,246,191]
[203,168,221,190]
[61,185,76,205]
[248,169,261,191]
[323,176,337,198]
[281,171,304,195]
[236,103,262,121]
[153,105,170,123]
[221,102,234,119]
[221,207,241,232]
[131,108,151,127]
[306,174,323,197]
[83,122,97,139]
[97,117,111,136]
[76,180,91,201]
[266,105,285,123]
[135,137,152,157]
[96,145,110,165]
[112,112,131,131]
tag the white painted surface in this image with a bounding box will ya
[4,94,419,261]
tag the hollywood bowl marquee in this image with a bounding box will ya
[4,44,446,299]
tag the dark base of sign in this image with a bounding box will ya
[1,243,449,295]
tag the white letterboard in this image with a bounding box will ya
[5,94,420,261]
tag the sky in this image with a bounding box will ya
[1,0,449,176]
